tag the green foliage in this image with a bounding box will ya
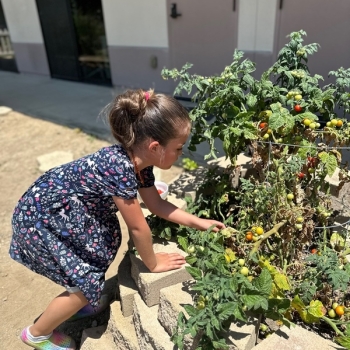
[158,30,350,349]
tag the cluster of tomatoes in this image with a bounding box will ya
[246,226,264,241]
[328,303,346,318]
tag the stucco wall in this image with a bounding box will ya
[101,0,168,48]
[1,0,49,75]
[102,0,170,91]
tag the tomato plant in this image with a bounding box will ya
[161,30,350,350]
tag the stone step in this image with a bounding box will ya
[130,241,192,307]
[251,324,345,350]
[158,281,200,350]
[108,300,139,350]
[118,253,139,317]
[80,325,117,350]
[133,293,175,350]
[158,282,259,350]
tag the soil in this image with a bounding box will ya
[0,110,185,349]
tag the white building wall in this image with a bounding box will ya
[102,0,168,48]
[237,0,277,52]
[1,0,44,44]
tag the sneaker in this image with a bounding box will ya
[20,327,76,350]
[67,294,109,322]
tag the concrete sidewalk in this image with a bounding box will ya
[0,70,215,164]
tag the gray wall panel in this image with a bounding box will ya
[108,46,173,93]
[12,42,50,75]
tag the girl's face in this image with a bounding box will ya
[156,125,190,169]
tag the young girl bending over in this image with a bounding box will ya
[10,89,225,350]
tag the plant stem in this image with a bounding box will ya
[321,316,344,336]
[250,220,288,257]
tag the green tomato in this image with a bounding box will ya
[331,119,338,126]
[287,193,294,200]
[238,259,245,266]
[332,302,339,310]
[196,301,206,310]
[260,324,268,332]
[240,267,249,276]
[328,309,336,318]
[295,224,303,230]
[296,217,304,223]
[295,94,303,101]
[187,245,196,254]
[309,122,316,129]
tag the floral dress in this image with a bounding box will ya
[9,144,154,308]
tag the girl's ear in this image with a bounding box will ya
[148,140,160,153]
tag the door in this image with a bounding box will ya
[36,0,111,85]
[275,0,350,83]
[70,0,111,85]
[36,0,80,81]
[167,0,239,77]
[0,0,18,72]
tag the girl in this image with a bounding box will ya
[9,89,225,350]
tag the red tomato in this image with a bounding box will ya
[157,189,163,194]
[297,172,305,179]
[294,105,302,113]
[259,122,268,129]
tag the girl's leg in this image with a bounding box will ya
[30,291,88,336]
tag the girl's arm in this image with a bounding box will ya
[139,186,225,231]
[113,196,185,272]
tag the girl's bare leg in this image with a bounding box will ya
[29,291,89,336]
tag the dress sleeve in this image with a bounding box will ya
[138,166,155,188]
[92,151,138,200]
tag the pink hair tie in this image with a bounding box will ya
[144,91,150,102]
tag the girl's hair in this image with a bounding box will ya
[108,89,190,150]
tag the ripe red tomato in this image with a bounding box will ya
[311,248,318,254]
[157,189,163,194]
[297,172,305,179]
[294,105,302,113]
[259,122,268,129]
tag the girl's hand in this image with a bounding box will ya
[196,218,226,232]
[150,252,186,273]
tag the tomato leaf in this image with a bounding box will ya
[318,151,338,176]
[273,273,290,291]
[253,268,273,297]
[334,336,350,349]
[242,291,269,310]
[185,266,202,280]
[308,300,325,318]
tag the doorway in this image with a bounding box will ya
[36,0,111,85]
[0,0,18,72]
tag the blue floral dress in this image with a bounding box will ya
[9,144,154,308]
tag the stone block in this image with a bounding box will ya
[80,325,117,350]
[118,253,139,317]
[0,106,12,115]
[158,282,259,350]
[108,300,139,350]
[158,281,200,350]
[168,166,208,201]
[252,325,345,350]
[37,150,73,172]
[130,242,192,307]
[133,293,174,350]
